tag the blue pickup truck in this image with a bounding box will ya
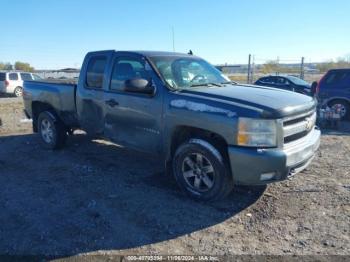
[23,50,320,201]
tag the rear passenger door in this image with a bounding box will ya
[103,53,163,154]
[76,52,113,135]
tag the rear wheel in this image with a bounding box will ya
[329,100,350,120]
[14,87,23,97]
[172,139,233,201]
[38,111,67,149]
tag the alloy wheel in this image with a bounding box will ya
[41,119,54,144]
[181,153,215,192]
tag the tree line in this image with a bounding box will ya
[0,61,35,72]
[316,56,350,72]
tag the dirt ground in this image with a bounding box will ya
[0,122,349,259]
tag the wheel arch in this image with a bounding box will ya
[31,101,59,132]
[166,125,229,166]
[326,97,350,105]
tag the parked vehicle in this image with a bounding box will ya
[316,69,350,120]
[0,71,42,97]
[23,50,320,201]
[255,75,311,95]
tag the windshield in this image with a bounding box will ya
[149,56,230,90]
[287,76,310,86]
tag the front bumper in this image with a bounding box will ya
[228,127,321,185]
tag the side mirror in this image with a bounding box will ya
[124,78,155,95]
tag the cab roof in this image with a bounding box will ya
[88,50,196,58]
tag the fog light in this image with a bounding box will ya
[260,172,276,181]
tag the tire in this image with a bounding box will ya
[329,99,350,120]
[37,111,67,149]
[14,87,23,97]
[172,138,233,201]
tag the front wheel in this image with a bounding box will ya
[172,139,233,201]
[38,111,67,149]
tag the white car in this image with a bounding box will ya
[0,71,42,97]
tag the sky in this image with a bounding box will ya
[1,0,349,69]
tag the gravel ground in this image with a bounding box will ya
[0,124,349,259]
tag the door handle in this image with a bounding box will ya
[105,99,119,107]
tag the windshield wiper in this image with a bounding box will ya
[190,82,222,87]
[221,81,237,85]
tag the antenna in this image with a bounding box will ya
[171,26,175,52]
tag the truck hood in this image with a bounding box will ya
[179,84,317,118]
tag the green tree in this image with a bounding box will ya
[14,61,34,72]
[260,61,280,74]
[316,56,350,72]
[0,62,13,70]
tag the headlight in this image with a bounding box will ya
[237,118,277,147]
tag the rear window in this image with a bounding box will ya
[9,73,18,80]
[0,73,5,81]
[324,70,350,85]
[20,73,33,81]
[86,56,107,88]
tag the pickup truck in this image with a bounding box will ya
[23,50,321,201]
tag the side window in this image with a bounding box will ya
[260,77,270,83]
[9,73,19,80]
[325,71,350,85]
[261,77,275,84]
[110,57,150,92]
[33,74,42,80]
[20,73,33,81]
[269,77,277,84]
[86,56,107,88]
[276,77,287,85]
[0,73,5,81]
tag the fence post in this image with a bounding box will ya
[300,57,305,79]
[247,54,251,84]
[251,55,255,83]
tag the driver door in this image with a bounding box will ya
[103,54,163,154]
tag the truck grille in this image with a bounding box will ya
[283,111,316,144]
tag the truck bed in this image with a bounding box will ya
[23,80,79,127]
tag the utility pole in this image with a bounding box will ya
[300,57,305,79]
[247,54,251,84]
[171,26,175,52]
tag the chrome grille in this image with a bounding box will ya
[283,111,316,144]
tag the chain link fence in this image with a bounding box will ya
[217,55,349,84]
